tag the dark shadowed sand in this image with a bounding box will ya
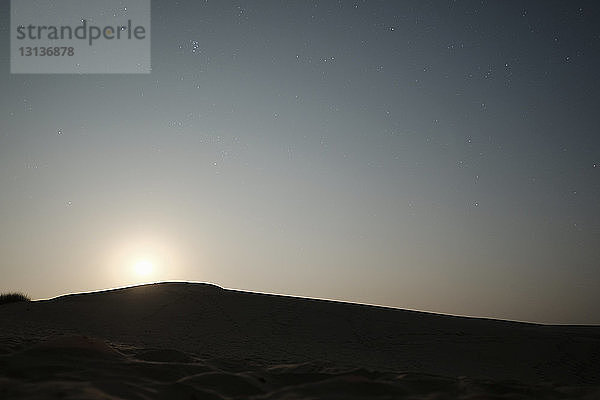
[1,282,599,399]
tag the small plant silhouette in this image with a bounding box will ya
[0,292,30,305]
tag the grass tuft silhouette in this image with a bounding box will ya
[0,292,30,305]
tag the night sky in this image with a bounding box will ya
[1,1,599,324]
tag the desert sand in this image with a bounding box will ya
[1,282,599,399]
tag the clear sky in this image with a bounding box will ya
[1,1,599,324]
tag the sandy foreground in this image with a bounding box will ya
[1,282,599,399]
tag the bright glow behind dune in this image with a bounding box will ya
[102,228,187,286]
[133,260,154,277]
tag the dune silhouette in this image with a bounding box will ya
[1,282,599,399]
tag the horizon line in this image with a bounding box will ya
[27,280,599,327]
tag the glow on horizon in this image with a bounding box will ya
[133,259,154,277]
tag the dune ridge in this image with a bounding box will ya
[1,282,600,399]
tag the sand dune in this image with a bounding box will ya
[1,282,599,399]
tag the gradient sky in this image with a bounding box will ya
[1,1,599,324]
